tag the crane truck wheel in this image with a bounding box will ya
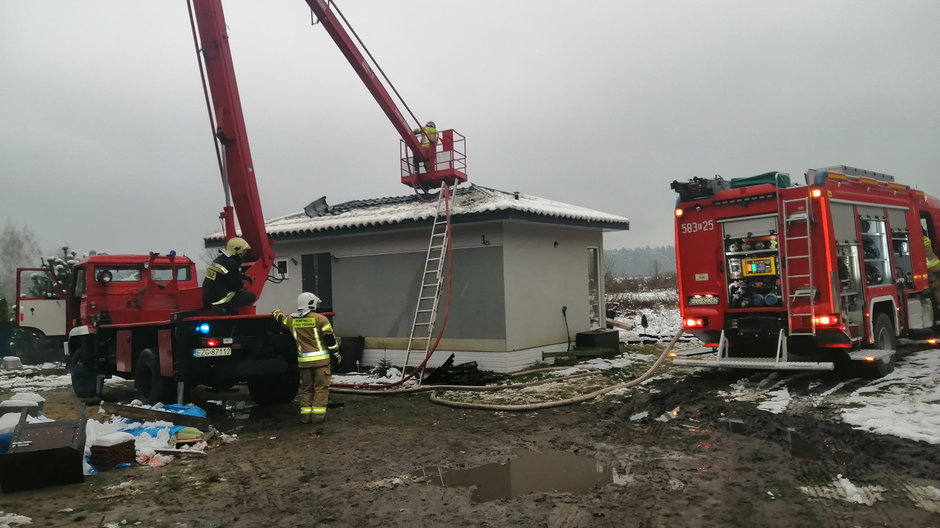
[134,349,175,405]
[69,347,98,399]
[857,313,897,379]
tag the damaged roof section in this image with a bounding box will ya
[206,184,630,242]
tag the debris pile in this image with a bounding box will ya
[423,354,508,386]
[0,393,232,493]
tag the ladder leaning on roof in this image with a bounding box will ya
[401,183,458,382]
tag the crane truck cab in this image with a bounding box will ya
[16,252,199,339]
[16,253,298,406]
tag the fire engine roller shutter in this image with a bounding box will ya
[857,205,886,223]
[719,214,777,239]
[830,202,859,244]
[886,207,909,233]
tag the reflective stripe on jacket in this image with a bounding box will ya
[925,236,940,271]
[273,310,339,364]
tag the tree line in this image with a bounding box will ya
[605,245,676,277]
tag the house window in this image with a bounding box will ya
[301,253,333,311]
[587,247,601,327]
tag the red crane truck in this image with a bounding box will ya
[14,0,298,405]
[15,0,468,404]
[670,165,940,378]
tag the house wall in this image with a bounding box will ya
[257,222,507,346]
[257,219,608,372]
[502,223,604,352]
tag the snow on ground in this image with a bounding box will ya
[3,304,938,445]
[617,304,940,445]
[799,474,887,506]
[840,348,940,444]
[0,362,72,392]
[720,349,940,445]
[0,362,142,393]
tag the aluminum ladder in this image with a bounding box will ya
[401,183,457,382]
[781,195,816,336]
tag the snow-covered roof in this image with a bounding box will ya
[206,184,629,241]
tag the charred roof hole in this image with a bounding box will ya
[304,196,331,218]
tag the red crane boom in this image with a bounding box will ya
[304,0,467,189]
[191,0,273,294]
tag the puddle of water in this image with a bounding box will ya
[415,449,613,503]
[785,428,816,459]
[721,418,747,434]
[721,420,856,464]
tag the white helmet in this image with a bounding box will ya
[296,292,321,313]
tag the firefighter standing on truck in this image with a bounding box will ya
[925,236,940,305]
[273,292,340,425]
[202,237,256,313]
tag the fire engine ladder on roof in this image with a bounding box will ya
[781,195,817,337]
[401,183,458,383]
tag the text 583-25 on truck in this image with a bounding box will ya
[670,166,940,378]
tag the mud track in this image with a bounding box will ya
[2,360,939,528]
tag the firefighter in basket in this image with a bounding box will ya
[273,292,341,425]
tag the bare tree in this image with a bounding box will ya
[0,218,42,303]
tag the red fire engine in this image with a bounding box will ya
[671,165,940,378]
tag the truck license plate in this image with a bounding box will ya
[193,347,232,358]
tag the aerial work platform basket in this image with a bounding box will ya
[400,129,468,189]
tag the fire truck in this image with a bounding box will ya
[670,165,940,378]
[15,0,466,404]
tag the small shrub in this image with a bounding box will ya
[371,357,393,377]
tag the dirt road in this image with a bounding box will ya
[2,360,939,528]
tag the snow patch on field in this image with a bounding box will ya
[841,349,940,445]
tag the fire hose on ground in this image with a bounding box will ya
[330,328,684,412]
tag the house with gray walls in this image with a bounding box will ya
[206,184,629,373]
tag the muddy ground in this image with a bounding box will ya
[2,353,939,528]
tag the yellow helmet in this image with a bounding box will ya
[225,237,251,256]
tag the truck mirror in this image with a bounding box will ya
[96,270,113,284]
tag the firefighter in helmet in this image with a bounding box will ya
[925,235,940,304]
[273,292,341,425]
[202,236,256,313]
[411,120,438,174]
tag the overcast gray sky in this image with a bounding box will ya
[2,1,939,261]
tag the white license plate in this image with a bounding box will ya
[193,347,232,358]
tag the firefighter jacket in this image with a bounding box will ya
[926,236,940,272]
[418,126,438,147]
[202,251,247,305]
[273,309,339,368]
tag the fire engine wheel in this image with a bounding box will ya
[134,349,175,405]
[247,363,300,405]
[69,348,98,399]
[858,313,897,378]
